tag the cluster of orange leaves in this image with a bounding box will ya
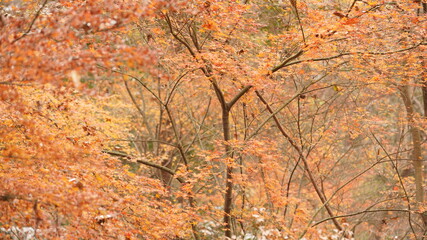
[0,0,196,239]
[0,85,194,239]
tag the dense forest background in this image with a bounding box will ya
[1,0,426,239]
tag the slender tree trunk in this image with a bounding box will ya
[418,0,427,190]
[222,109,234,238]
[422,86,427,193]
[215,86,252,238]
[165,13,252,237]
[399,86,424,202]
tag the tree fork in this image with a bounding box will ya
[214,86,252,238]
[164,13,254,237]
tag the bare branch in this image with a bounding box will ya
[227,85,252,109]
[103,150,176,176]
[165,69,196,106]
[271,50,304,73]
[98,65,164,105]
[123,79,154,138]
[370,132,417,236]
[136,159,176,176]
[248,89,304,139]
[281,42,426,69]
[289,0,306,43]
[313,209,411,227]
[108,139,178,148]
[165,14,196,58]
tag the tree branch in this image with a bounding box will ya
[256,91,343,231]
[136,159,176,176]
[211,79,228,110]
[227,85,252,109]
[248,89,305,139]
[108,139,178,148]
[12,0,49,44]
[165,14,196,58]
[103,150,176,176]
[281,42,426,69]
[271,50,304,73]
[312,209,411,227]
[123,79,154,138]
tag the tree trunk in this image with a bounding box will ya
[222,109,234,238]
[399,86,424,202]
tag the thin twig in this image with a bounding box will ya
[12,0,49,44]
[371,132,417,239]
[313,209,411,227]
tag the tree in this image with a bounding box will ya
[1,1,196,239]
